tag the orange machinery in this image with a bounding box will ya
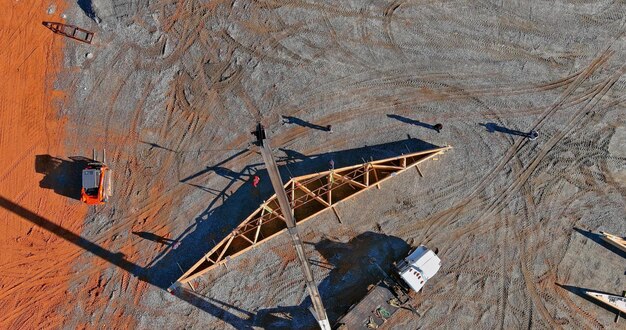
[81,150,112,205]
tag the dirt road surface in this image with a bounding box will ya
[0,0,92,328]
[2,0,626,329]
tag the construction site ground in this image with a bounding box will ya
[1,0,625,329]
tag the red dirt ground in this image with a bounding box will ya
[0,1,88,328]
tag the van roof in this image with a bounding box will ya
[398,246,441,292]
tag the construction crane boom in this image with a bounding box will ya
[255,124,331,330]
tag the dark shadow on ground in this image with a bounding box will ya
[479,122,529,137]
[556,283,626,315]
[132,231,176,246]
[177,290,257,330]
[179,149,250,183]
[573,227,626,259]
[35,155,91,200]
[387,114,437,131]
[179,232,411,329]
[310,232,410,325]
[145,138,438,290]
[254,232,411,328]
[174,289,312,330]
[0,195,253,329]
[278,148,309,165]
[77,0,96,19]
[139,140,177,152]
[0,195,142,276]
[282,115,330,132]
[253,305,315,330]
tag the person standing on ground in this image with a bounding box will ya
[251,175,261,201]
[433,123,443,133]
[252,175,260,187]
[528,130,539,140]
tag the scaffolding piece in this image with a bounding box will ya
[42,22,94,44]
[170,145,451,289]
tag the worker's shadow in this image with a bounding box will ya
[35,155,90,200]
[479,122,528,137]
[281,115,329,131]
[387,114,437,131]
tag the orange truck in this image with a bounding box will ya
[81,150,112,205]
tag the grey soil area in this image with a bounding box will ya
[55,0,625,328]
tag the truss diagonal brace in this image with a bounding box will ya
[296,181,331,207]
[331,172,367,189]
[168,145,451,292]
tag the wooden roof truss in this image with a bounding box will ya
[171,146,451,289]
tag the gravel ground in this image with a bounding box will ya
[49,0,626,328]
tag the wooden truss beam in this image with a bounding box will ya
[600,231,626,253]
[169,145,451,288]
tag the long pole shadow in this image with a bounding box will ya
[0,195,252,329]
[132,231,176,246]
[139,141,177,152]
[0,196,140,276]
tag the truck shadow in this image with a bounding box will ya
[254,232,411,328]
[144,137,438,291]
[35,154,91,200]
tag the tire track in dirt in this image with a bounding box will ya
[396,49,613,243]
[480,62,626,220]
[47,1,626,327]
[439,63,624,249]
[272,63,583,125]
[515,157,563,328]
[258,44,620,330]
[382,0,409,62]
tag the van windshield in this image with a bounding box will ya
[85,188,99,196]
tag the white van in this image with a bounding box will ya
[396,245,441,292]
